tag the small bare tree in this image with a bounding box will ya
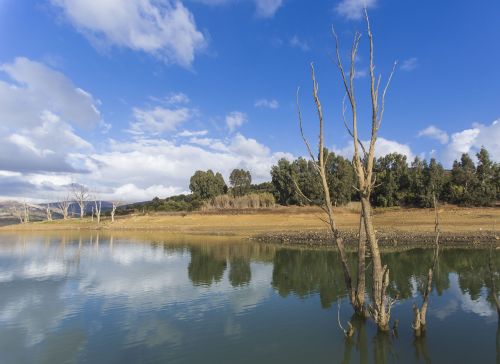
[46,203,53,221]
[332,9,397,331]
[72,184,89,219]
[413,193,440,337]
[94,198,102,224]
[111,200,124,223]
[57,195,71,220]
[11,204,24,224]
[23,201,30,223]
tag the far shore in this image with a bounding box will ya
[1,205,499,246]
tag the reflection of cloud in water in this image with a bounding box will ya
[0,238,273,353]
[430,273,494,320]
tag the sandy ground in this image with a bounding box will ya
[1,205,499,239]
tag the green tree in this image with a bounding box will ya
[407,157,427,207]
[189,170,227,200]
[474,147,496,205]
[448,153,478,205]
[229,169,252,197]
[292,157,322,205]
[325,151,355,206]
[422,158,446,207]
[372,153,409,207]
[271,159,298,205]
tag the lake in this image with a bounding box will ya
[0,233,498,363]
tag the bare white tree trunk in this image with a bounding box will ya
[72,184,89,219]
[57,195,71,220]
[46,203,53,221]
[23,201,30,223]
[111,201,123,223]
[94,199,102,224]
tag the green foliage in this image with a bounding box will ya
[372,153,409,207]
[189,170,228,200]
[229,169,252,196]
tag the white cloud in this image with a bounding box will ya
[289,35,309,51]
[401,57,419,71]
[0,58,100,173]
[336,0,377,20]
[442,119,500,165]
[128,106,193,135]
[418,125,449,144]
[177,130,208,137]
[0,57,101,129]
[334,137,414,161]
[255,0,283,18]
[225,111,247,132]
[50,0,206,67]
[255,99,279,109]
[165,92,190,105]
[193,0,283,17]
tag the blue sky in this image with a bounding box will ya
[0,0,499,201]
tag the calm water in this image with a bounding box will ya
[0,233,499,363]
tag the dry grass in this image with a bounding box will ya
[1,205,499,238]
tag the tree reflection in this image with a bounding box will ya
[188,247,227,286]
[229,257,251,287]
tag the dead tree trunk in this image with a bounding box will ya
[111,201,123,223]
[413,193,440,337]
[296,65,367,318]
[23,202,30,223]
[46,203,53,221]
[57,196,70,220]
[332,9,397,331]
[94,200,102,224]
[72,184,89,219]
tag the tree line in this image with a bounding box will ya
[270,147,500,208]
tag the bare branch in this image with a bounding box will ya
[297,87,318,166]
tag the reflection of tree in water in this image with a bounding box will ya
[229,257,251,287]
[188,247,227,286]
[271,249,350,308]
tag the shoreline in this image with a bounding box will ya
[1,206,498,247]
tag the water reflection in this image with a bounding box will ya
[0,233,499,363]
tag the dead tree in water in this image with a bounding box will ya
[332,9,397,331]
[413,194,440,337]
[111,200,124,223]
[297,65,368,318]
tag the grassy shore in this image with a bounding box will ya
[1,205,499,242]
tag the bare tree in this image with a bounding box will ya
[94,198,102,224]
[331,9,397,331]
[11,204,24,224]
[57,195,71,220]
[413,193,440,337]
[23,201,30,223]
[111,200,124,223]
[46,203,53,221]
[297,66,368,318]
[72,184,89,219]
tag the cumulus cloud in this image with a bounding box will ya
[401,57,419,71]
[336,0,377,20]
[0,57,101,129]
[165,92,190,105]
[50,0,206,67]
[0,58,100,174]
[418,125,449,144]
[225,111,247,132]
[442,119,500,165]
[128,106,194,135]
[254,99,279,109]
[334,137,414,161]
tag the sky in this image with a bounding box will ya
[0,0,499,202]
